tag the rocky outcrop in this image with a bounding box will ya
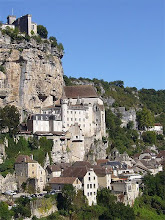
[0,173,17,193]
[0,31,64,119]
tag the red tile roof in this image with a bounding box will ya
[64,85,98,99]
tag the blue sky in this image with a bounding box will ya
[0,0,164,90]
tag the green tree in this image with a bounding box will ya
[137,107,155,130]
[37,25,48,38]
[142,131,157,145]
[0,201,13,220]
[0,105,20,135]
[57,184,76,213]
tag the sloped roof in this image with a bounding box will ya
[15,155,37,163]
[64,85,98,99]
[97,159,109,165]
[62,166,89,180]
[72,161,91,167]
[157,150,165,158]
[47,165,61,172]
[49,177,77,184]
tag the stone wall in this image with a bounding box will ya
[0,31,64,120]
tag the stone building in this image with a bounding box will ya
[15,155,46,192]
[27,85,106,139]
[1,14,37,36]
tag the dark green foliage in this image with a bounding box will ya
[139,89,165,114]
[134,171,165,219]
[97,188,135,220]
[0,201,13,220]
[37,25,48,38]
[109,80,124,88]
[0,65,5,73]
[106,109,139,155]
[63,75,73,86]
[143,171,165,200]
[0,158,15,177]
[142,131,157,145]
[57,184,76,212]
[0,105,20,136]
[12,196,31,218]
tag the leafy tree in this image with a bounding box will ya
[0,105,20,136]
[142,131,157,145]
[12,196,31,218]
[109,80,124,88]
[0,201,13,220]
[57,184,76,213]
[136,107,155,130]
[37,25,48,38]
[97,188,135,220]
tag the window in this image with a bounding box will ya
[88,177,91,181]
[94,192,96,195]
[90,192,92,195]
[79,118,81,121]
[87,184,89,189]
[94,184,95,188]
[71,118,73,121]
[87,192,89,196]
[32,164,34,167]
[67,118,69,121]
[90,184,92,188]
[32,171,34,174]
[94,176,95,180]
[71,111,72,114]
[88,172,90,175]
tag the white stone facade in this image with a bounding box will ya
[83,169,98,206]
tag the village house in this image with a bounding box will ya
[49,177,82,192]
[111,178,139,206]
[15,155,46,192]
[46,164,62,182]
[146,123,163,135]
[62,163,98,206]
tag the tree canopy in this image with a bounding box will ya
[0,105,20,136]
[136,107,155,130]
[37,25,48,39]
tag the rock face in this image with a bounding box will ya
[0,31,64,119]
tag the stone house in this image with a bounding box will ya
[49,177,82,192]
[15,155,46,192]
[46,164,62,183]
[111,178,139,206]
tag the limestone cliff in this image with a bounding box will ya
[0,31,64,118]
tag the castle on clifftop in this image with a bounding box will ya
[1,14,37,36]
